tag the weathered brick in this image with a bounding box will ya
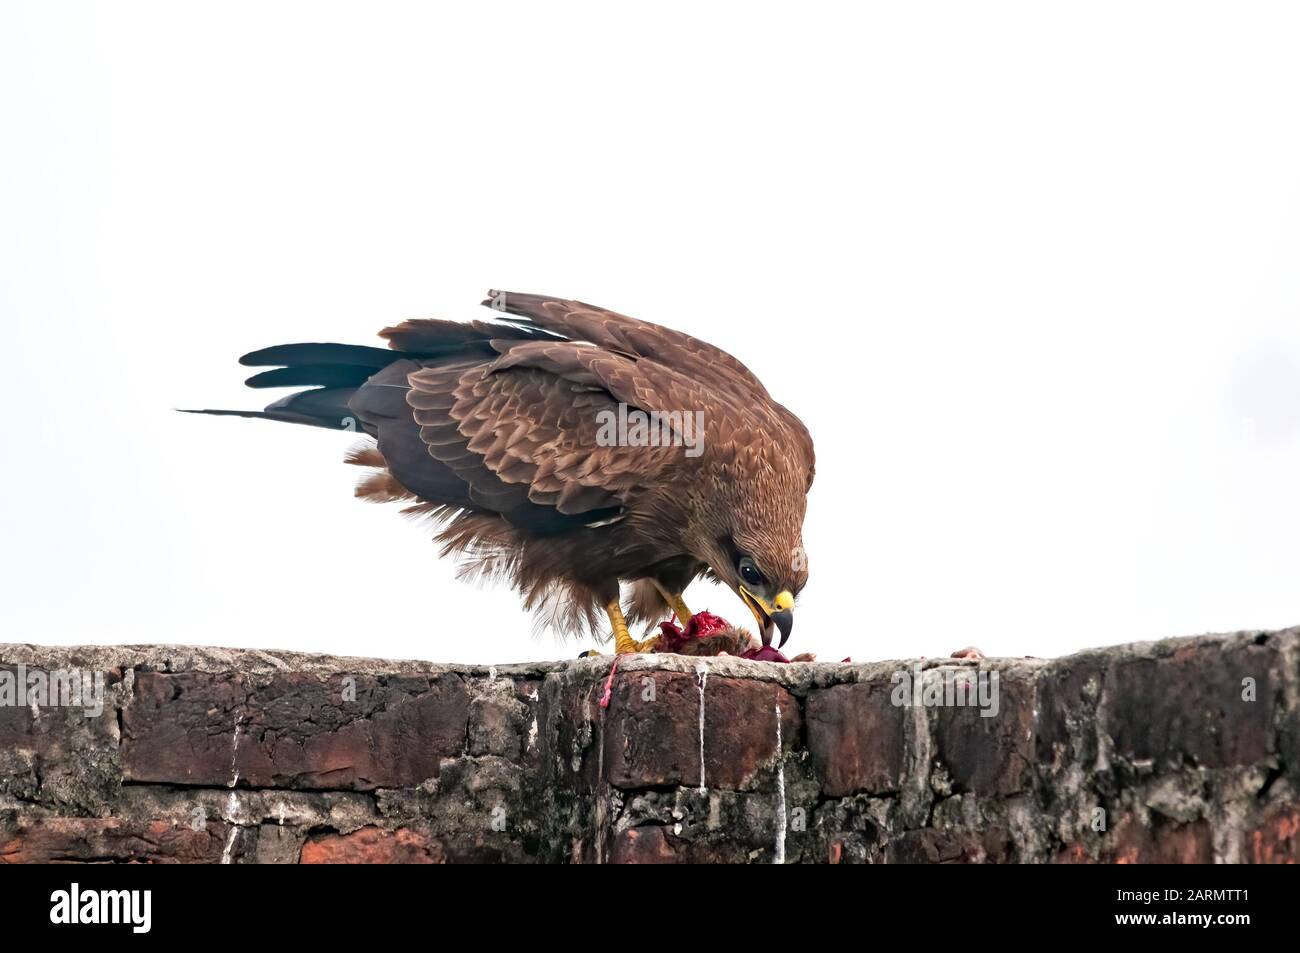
[467,677,533,760]
[606,822,767,864]
[1247,804,1300,864]
[254,823,303,864]
[1052,841,1096,864]
[885,827,1014,864]
[609,826,681,863]
[1104,643,1275,769]
[602,671,798,791]
[301,826,444,863]
[806,679,905,796]
[932,669,1035,796]
[1036,654,1105,768]
[300,826,523,863]
[122,671,469,790]
[0,818,229,864]
[1105,814,1213,864]
[0,664,121,812]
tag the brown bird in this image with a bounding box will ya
[186,291,815,654]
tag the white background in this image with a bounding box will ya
[2,1,1298,665]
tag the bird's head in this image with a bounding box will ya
[733,545,805,649]
[700,505,808,650]
[688,417,812,650]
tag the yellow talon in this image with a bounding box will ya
[606,599,658,654]
[651,581,693,625]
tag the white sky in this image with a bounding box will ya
[2,1,1298,665]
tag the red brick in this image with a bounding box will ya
[609,826,682,864]
[932,670,1035,796]
[122,671,469,790]
[1035,656,1104,768]
[1104,644,1275,769]
[0,818,228,864]
[602,672,798,791]
[1106,815,1212,864]
[806,679,905,796]
[300,827,444,864]
[1248,805,1300,864]
[885,827,1013,863]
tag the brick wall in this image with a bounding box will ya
[1,627,1297,863]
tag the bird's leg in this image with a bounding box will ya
[606,599,658,654]
[651,580,692,625]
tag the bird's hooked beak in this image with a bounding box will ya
[739,586,795,648]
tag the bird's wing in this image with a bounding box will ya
[480,291,769,399]
[379,316,564,354]
[481,291,815,489]
[389,290,815,515]
[406,345,701,517]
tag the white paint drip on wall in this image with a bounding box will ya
[221,826,238,865]
[221,790,240,864]
[527,685,539,751]
[695,661,709,793]
[774,700,787,865]
[594,696,606,865]
[227,712,243,789]
[221,708,246,863]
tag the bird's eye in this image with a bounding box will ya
[738,557,764,587]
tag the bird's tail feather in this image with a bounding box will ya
[180,342,403,430]
[184,316,566,432]
[178,385,365,431]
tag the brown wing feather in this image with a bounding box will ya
[481,291,815,489]
[407,359,682,517]
[482,291,768,396]
[375,293,812,537]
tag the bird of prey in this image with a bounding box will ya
[187,292,814,655]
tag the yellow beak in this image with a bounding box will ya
[739,586,796,648]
